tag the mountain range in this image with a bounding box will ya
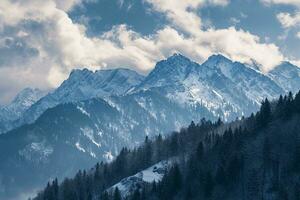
[1,54,300,199]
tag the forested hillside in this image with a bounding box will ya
[34,91,300,200]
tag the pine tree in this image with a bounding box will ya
[144,136,152,166]
[172,164,182,191]
[204,171,214,198]
[131,189,141,200]
[52,178,58,200]
[276,95,284,117]
[101,191,110,200]
[196,142,204,160]
[294,91,300,113]
[258,98,271,127]
[216,165,226,185]
[285,92,294,119]
[113,187,122,200]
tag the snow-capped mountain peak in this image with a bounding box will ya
[203,54,232,66]
[268,61,300,93]
[17,68,145,127]
[62,67,144,98]
[62,68,145,101]
[151,53,194,75]
[136,54,197,90]
[0,88,46,123]
[11,88,46,107]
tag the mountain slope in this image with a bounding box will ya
[34,90,300,200]
[0,88,46,133]
[135,54,285,120]
[0,88,46,121]
[268,61,300,93]
[203,55,284,104]
[0,68,144,134]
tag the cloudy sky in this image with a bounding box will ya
[0,0,300,104]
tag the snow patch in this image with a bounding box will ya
[103,151,114,162]
[75,142,86,153]
[108,160,172,198]
[80,127,101,147]
[77,106,90,117]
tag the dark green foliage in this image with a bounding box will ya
[257,98,271,127]
[113,187,121,200]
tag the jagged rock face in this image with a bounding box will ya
[0,88,46,133]
[0,68,144,134]
[135,54,284,120]
[20,68,145,125]
[0,88,46,121]
[268,61,300,94]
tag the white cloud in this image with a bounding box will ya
[229,17,241,25]
[277,12,300,28]
[144,0,204,35]
[144,0,229,35]
[265,0,300,40]
[261,0,300,7]
[0,0,288,104]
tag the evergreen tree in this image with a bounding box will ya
[204,171,214,198]
[295,91,300,113]
[131,189,141,200]
[215,165,226,185]
[101,191,109,200]
[172,164,182,191]
[113,187,121,200]
[196,142,204,160]
[258,98,271,127]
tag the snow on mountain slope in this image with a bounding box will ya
[268,61,300,94]
[108,160,172,198]
[4,54,298,134]
[133,54,239,119]
[0,88,46,130]
[202,54,284,104]
[56,68,144,101]
[134,54,284,120]
[5,68,144,132]
[136,53,195,90]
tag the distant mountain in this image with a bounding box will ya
[0,68,144,134]
[0,88,46,121]
[135,54,284,119]
[0,88,46,132]
[268,61,300,93]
